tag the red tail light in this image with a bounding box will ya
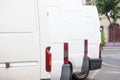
[99,43,102,58]
[64,43,69,64]
[84,40,88,57]
[46,47,52,72]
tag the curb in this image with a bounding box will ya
[103,47,120,50]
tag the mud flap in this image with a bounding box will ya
[60,64,71,80]
[81,57,89,73]
[72,57,90,79]
[89,58,102,70]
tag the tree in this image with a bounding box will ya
[95,0,120,24]
[101,30,105,47]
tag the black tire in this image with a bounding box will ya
[72,57,90,80]
[72,71,89,80]
[69,62,73,80]
[69,61,73,73]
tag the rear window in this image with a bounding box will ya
[0,0,35,33]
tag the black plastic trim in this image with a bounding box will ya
[89,58,102,70]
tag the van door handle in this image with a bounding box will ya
[5,62,10,68]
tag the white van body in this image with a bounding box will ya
[0,0,50,80]
[0,0,102,80]
[48,0,102,80]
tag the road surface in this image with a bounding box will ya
[87,49,120,80]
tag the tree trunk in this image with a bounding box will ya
[105,13,112,24]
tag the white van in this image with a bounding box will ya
[0,0,102,80]
[48,0,102,80]
[0,0,51,80]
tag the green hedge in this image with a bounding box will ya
[101,31,105,47]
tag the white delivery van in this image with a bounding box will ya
[0,0,51,80]
[48,0,102,80]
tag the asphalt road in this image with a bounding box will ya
[86,49,120,80]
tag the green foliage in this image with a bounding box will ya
[95,0,120,24]
[101,30,105,47]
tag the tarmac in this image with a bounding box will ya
[103,47,120,50]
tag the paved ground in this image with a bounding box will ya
[105,42,120,47]
[86,49,120,80]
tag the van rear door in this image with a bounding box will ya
[0,0,40,80]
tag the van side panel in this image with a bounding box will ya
[38,0,51,79]
[48,5,64,79]
[48,3,101,80]
[0,66,39,80]
[82,6,101,58]
[0,0,39,62]
[0,0,44,80]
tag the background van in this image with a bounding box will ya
[48,0,102,80]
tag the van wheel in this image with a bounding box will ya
[72,71,89,80]
[72,57,90,80]
[69,61,73,73]
[69,61,73,80]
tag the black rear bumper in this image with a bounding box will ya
[89,58,102,70]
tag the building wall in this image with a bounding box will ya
[100,16,120,42]
[100,16,110,42]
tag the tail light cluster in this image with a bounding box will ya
[46,47,52,72]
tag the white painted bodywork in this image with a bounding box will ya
[0,0,101,80]
[47,0,101,79]
[0,0,50,80]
